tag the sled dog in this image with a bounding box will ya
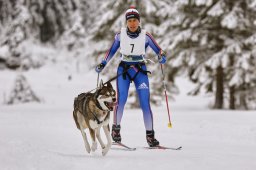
[73,80,116,156]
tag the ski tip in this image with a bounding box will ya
[168,123,172,128]
[111,147,136,151]
[111,142,136,151]
[143,145,182,150]
[176,146,182,150]
[129,148,137,151]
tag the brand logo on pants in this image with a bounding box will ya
[138,82,148,89]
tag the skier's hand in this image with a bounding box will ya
[95,61,106,73]
[158,50,167,64]
[158,55,166,64]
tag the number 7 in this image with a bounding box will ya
[130,44,134,53]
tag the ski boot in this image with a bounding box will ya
[111,124,121,143]
[146,130,160,147]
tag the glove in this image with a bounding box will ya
[158,55,166,64]
[95,61,106,73]
[158,50,167,64]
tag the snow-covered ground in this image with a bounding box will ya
[0,64,256,170]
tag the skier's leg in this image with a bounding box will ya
[134,70,153,131]
[112,65,130,142]
[134,65,160,147]
[113,66,130,125]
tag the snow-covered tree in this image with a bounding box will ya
[0,0,96,70]
[168,0,256,110]
[7,74,41,104]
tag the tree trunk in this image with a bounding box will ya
[214,66,224,109]
[229,86,235,110]
[239,91,248,110]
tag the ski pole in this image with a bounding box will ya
[160,64,172,128]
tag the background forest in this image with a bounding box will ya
[1,0,256,110]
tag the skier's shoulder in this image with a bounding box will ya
[114,31,121,41]
[145,31,159,44]
[145,31,154,39]
[115,30,121,36]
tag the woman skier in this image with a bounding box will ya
[95,6,166,147]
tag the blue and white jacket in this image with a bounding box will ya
[102,30,163,64]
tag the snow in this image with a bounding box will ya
[195,0,213,7]
[221,11,238,29]
[176,0,189,6]
[205,51,222,69]
[249,0,256,10]
[229,70,243,87]
[188,52,196,66]
[144,0,157,14]
[207,1,224,17]
[171,52,185,67]
[0,45,9,59]
[1,64,256,170]
[170,29,192,50]
[221,53,229,68]
[226,42,242,54]
[240,53,250,70]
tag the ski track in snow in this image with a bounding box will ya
[0,66,256,170]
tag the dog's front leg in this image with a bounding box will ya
[89,128,97,152]
[96,126,105,149]
[80,129,91,154]
[102,124,111,156]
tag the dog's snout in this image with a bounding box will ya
[112,98,116,102]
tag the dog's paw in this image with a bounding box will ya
[91,142,97,152]
[102,145,111,156]
[85,147,91,154]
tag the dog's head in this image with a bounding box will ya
[96,80,116,111]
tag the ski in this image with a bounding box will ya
[111,142,136,151]
[111,142,182,151]
[143,145,182,150]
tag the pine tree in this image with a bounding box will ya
[168,0,256,110]
[0,0,94,70]
[7,74,41,104]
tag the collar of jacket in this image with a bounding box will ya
[126,26,141,38]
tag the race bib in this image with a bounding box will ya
[120,28,146,56]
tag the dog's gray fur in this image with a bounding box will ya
[73,80,116,156]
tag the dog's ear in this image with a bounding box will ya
[99,79,104,88]
[107,81,113,88]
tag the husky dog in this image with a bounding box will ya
[73,81,116,156]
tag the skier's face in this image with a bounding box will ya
[127,18,140,32]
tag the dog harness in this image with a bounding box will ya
[78,92,108,125]
[94,89,104,111]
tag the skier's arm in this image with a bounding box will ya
[146,32,166,64]
[96,33,120,73]
[102,33,120,64]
